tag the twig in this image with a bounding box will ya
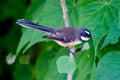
[67,73,73,80]
[69,46,75,61]
[60,0,70,27]
[60,0,75,80]
[67,46,75,80]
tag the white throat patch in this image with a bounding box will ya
[81,36,89,41]
[85,31,90,35]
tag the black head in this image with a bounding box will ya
[78,28,91,42]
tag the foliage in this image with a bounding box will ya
[56,56,76,73]
[16,0,120,80]
[94,51,120,80]
[1,0,120,80]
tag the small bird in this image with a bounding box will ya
[16,19,91,47]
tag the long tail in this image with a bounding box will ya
[16,19,55,33]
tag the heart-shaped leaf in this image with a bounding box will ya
[56,56,76,73]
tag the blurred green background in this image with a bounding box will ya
[0,0,120,80]
[0,0,28,79]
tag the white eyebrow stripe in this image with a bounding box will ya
[85,31,90,35]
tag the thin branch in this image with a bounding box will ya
[60,0,75,80]
[60,0,70,27]
[67,73,73,80]
[69,46,75,61]
[67,46,75,80]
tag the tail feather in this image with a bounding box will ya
[16,19,55,33]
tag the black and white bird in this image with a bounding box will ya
[16,19,91,47]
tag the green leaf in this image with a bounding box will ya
[56,56,76,73]
[34,41,95,80]
[101,18,120,48]
[94,51,120,80]
[17,0,64,53]
[25,0,64,27]
[17,0,120,54]
[97,40,120,59]
[76,0,119,52]
[17,29,45,53]
[74,45,95,80]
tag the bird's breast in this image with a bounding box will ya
[54,40,81,47]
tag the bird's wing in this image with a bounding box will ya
[42,34,67,43]
[42,32,75,43]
